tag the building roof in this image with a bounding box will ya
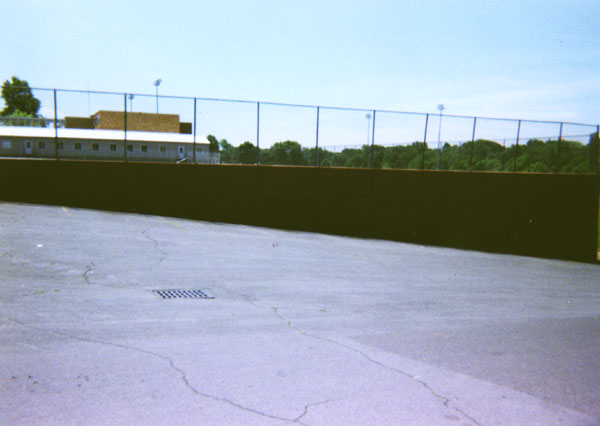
[0,126,209,144]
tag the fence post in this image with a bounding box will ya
[315,106,320,167]
[422,114,429,170]
[591,125,600,174]
[469,117,477,170]
[513,120,521,172]
[527,136,531,172]
[123,94,128,162]
[370,110,376,168]
[256,102,260,165]
[53,89,58,160]
[193,98,197,164]
[556,122,563,173]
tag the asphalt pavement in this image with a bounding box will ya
[1,202,599,426]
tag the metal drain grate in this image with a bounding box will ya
[153,289,214,299]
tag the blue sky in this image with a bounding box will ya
[2,0,599,147]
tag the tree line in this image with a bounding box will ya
[209,136,597,174]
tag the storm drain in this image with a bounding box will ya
[153,289,214,299]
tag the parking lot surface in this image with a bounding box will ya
[1,202,599,425]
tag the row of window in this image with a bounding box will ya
[1,139,208,154]
[38,142,150,152]
[20,142,200,153]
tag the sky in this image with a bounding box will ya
[2,0,599,148]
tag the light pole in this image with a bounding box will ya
[365,113,372,146]
[436,104,445,170]
[154,79,162,114]
[128,94,134,112]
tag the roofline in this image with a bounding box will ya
[0,126,209,144]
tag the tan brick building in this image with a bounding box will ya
[93,110,180,133]
[65,111,190,133]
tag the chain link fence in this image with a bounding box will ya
[0,87,598,173]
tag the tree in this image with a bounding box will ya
[219,138,238,163]
[370,145,386,168]
[238,141,256,164]
[1,76,41,117]
[207,134,220,152]
[268,140,304,165]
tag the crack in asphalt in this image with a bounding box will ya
[80,262,130,290]
[270,306,484,426]
[293,399,331,423]
[210,284,482,426]
[5,317,311,425]
[141,230,168,264]
[83,262,94,284]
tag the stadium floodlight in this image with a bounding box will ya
[436,104,445,170]
[154,79,162,114]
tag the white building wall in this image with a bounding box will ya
[0,127,213,163]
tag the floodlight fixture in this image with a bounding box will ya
[128,94,134,112]
[154,79,162,113]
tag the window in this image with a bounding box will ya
[92,143,99,151]
[141,145,148,153]
[74,143,82,150]
[57,142,63,150]
[38,141,46,150]
[109,144,117,152]
[127,144,133,152]
[1,140,11,149]
[159,146,166,153]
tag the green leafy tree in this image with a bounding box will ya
[557,140,588,173]
[370,145,386,168]
[207,134,220,152]
[468,139,504,171]
[219,138,238,163]
[238,141,256,164]
[303,147,330,167]
[341,148,365,168]
[268,140,304,165]
[258,147,273,164]
[1,76,41,117]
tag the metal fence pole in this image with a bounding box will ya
[124,94,128,162]
[513,120,521,172]
[436,107,444,170]
[597,125,600,174]
[421,114,429,170]
[469,117,477,170]
[53,89,58,160]
[256,102,260,165]
[315,106,320,167]
[193,98,197,164]
[370,110,376,168]
[556,122,563,173]
[593,125,600,174]
[527,135,532,172]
